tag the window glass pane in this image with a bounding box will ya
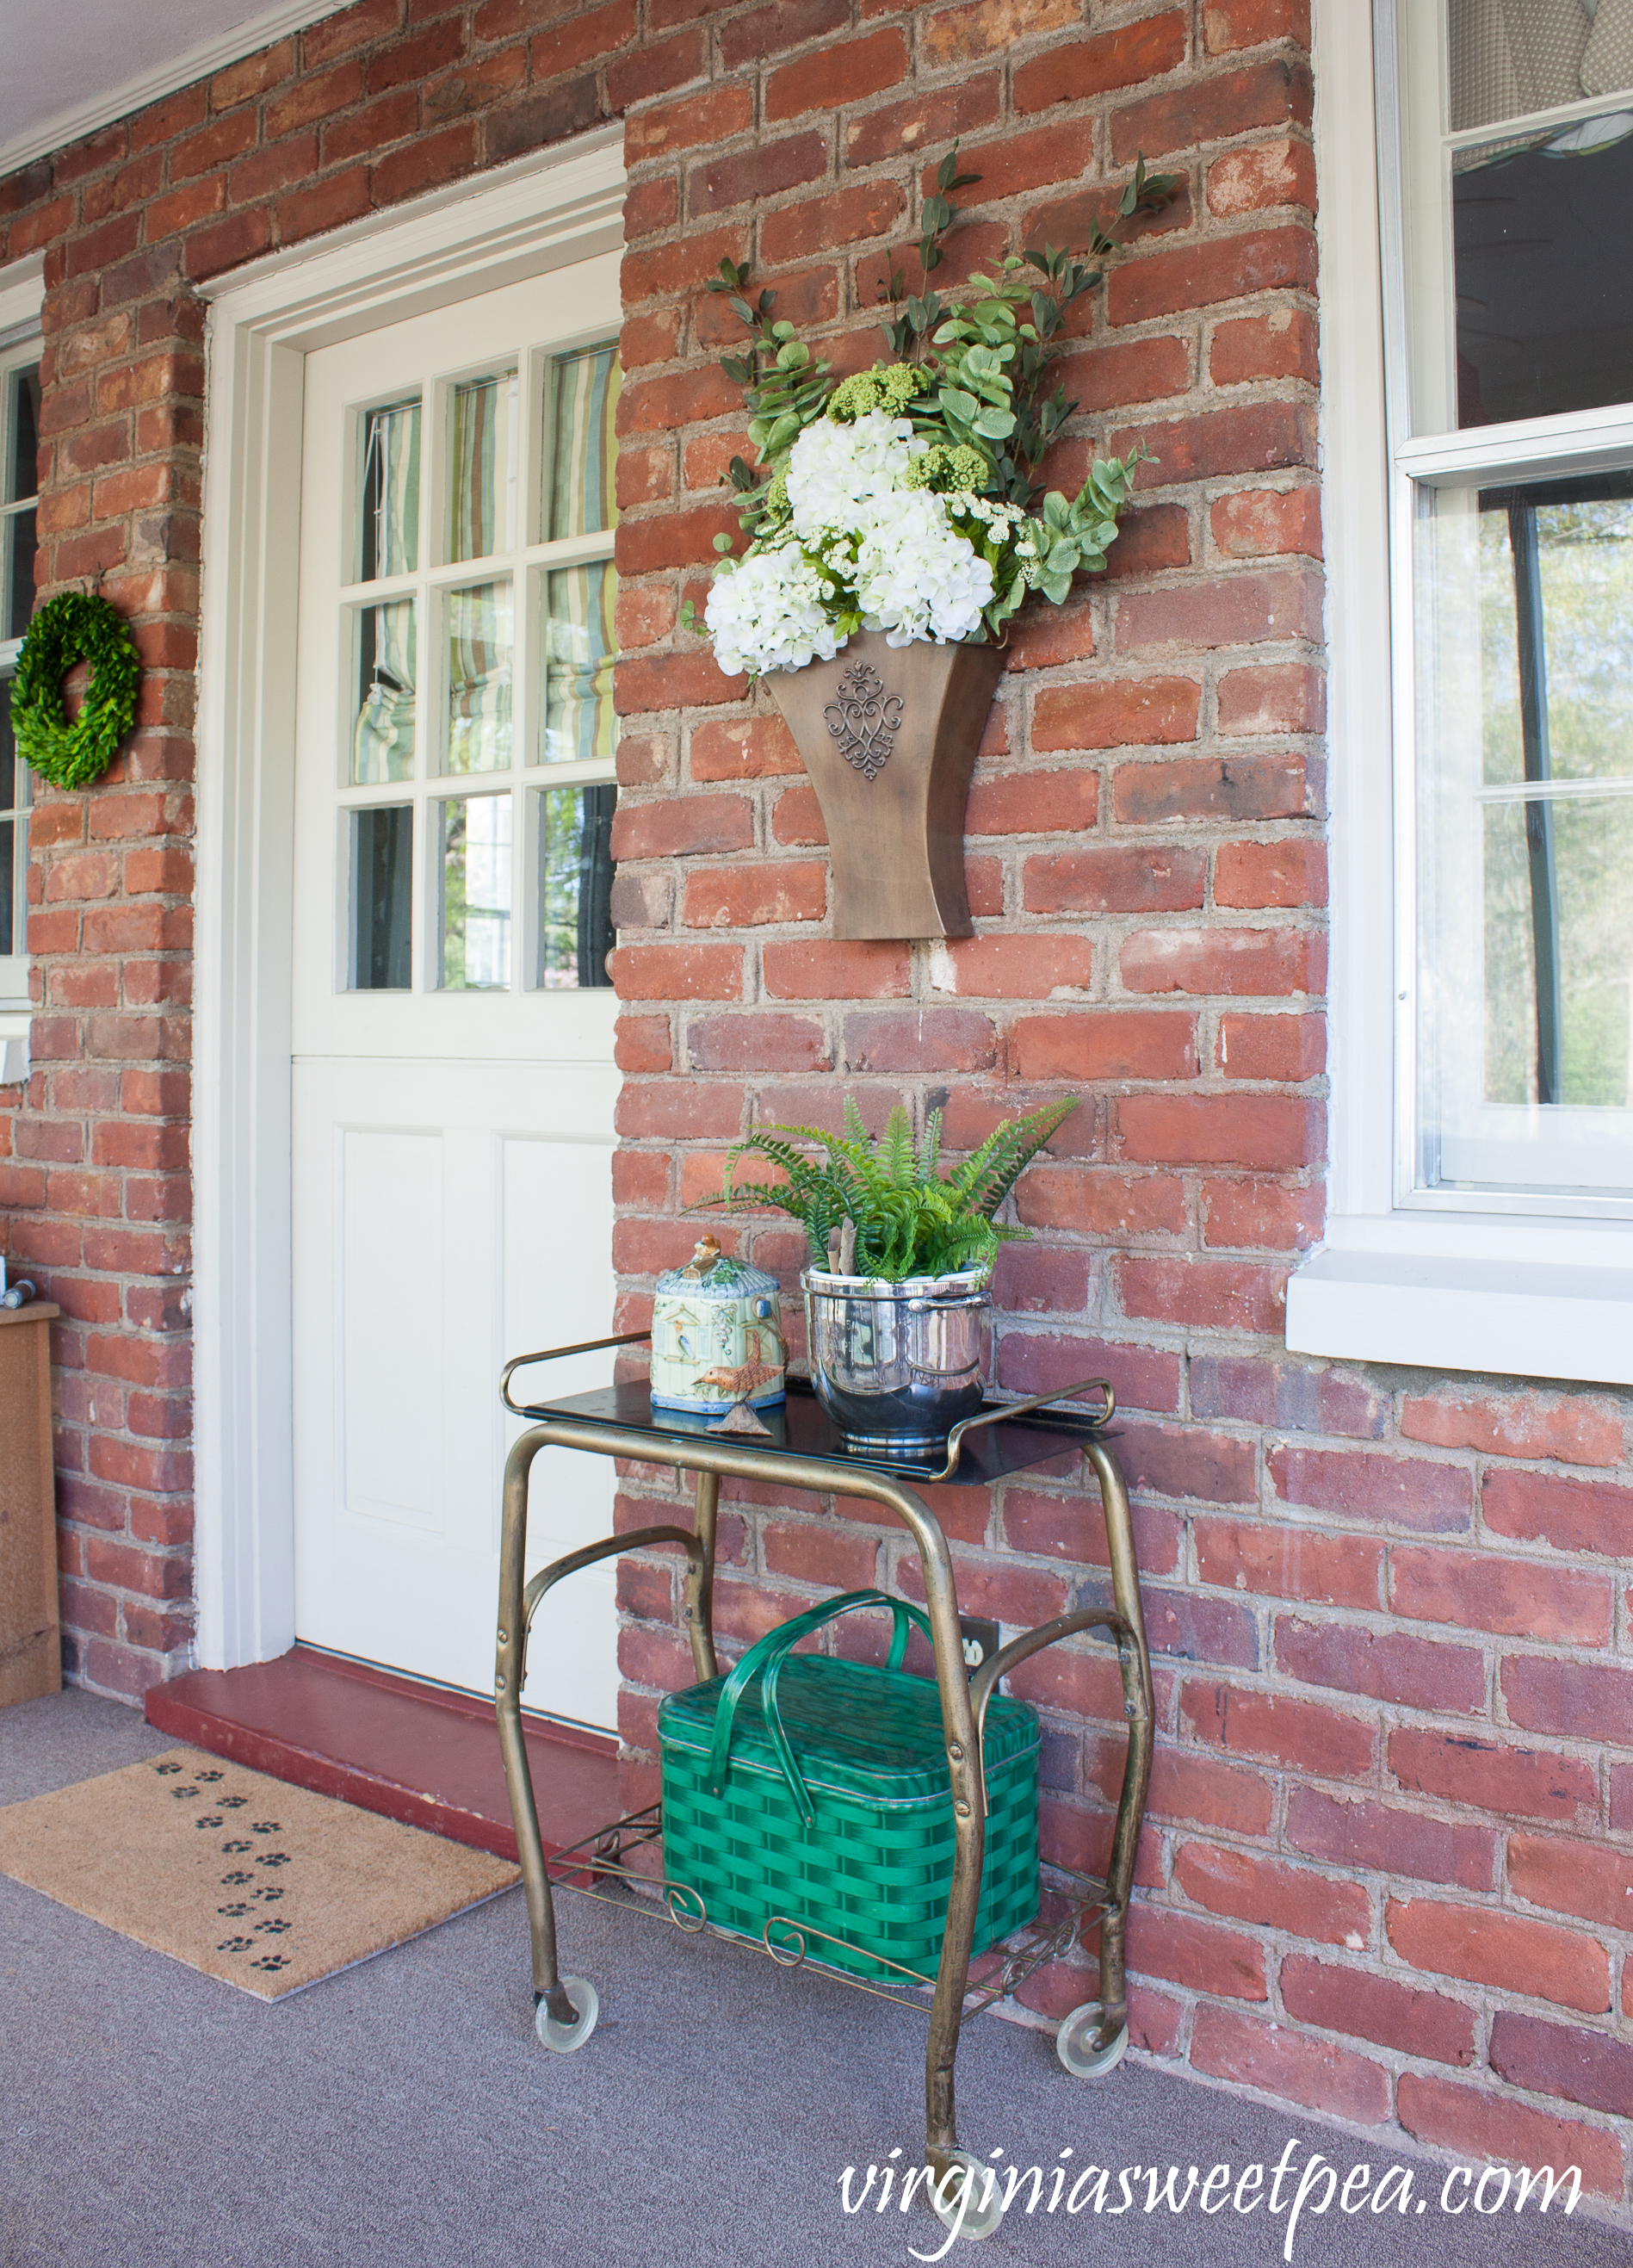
[535,784,615,989]
[1418,473,1633,1197]
[445,580,512,775]
[4,507,36,641]
[0,679,14,813]
[348,805,412,990]
[438,792,511,989]
[353,600,417,784]
[4,364,39,505]
[449,370,517,563]
[360,399,420,580]
[0,816,12,960]
[541,564,618,764]
[548,344,619,541]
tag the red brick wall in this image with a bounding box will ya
[2,0,1630,2207]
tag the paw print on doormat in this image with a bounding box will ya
[222,1838,252,1854]
[255,1852,290,1869]
[171,1787,200,1800]
[220,1870,253,1887]
[254,1918,292,1936]
[218,1903,251,1918]
[251,1822,281,1836]
[217,1935,254,1954]
[251,1887,284,1904]
[196,1769,224,1783]
[195,1816,224,1830]
[155,1762,182,1775]
[251,1953,291,1974]
[219,1795,247,1810]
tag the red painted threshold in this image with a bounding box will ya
[145,1644,619,1864]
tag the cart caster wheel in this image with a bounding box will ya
[931,2150,1004,2244]
[535,1976,599,2054]
[1055,2005,1129,2079]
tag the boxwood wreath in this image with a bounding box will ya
[11,592,142,791]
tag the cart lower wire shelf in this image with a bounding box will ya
[494,1343,1155,2246]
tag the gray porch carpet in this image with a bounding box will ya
[0,1689,1625,2268]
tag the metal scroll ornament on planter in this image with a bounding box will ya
[767,632,1004,940]
[11,592,142,791]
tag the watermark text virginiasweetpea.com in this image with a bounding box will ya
[839,2135,1582,2262]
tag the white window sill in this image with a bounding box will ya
[0,1007,29,1085]
[1288,1217,1633,1385]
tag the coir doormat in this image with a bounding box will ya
[0,1745,519,1998]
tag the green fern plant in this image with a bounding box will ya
[692,1096,1076,1283]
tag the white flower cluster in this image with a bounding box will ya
[707,413,997,676]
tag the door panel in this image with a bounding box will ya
[290,259,622,1725]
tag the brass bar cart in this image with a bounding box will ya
[496,1339,1154,2240]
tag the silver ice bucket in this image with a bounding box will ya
[801,1268,992,1450]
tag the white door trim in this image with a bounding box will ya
[193,130,626,1669]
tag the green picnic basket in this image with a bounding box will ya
[658,1589,1040,1984]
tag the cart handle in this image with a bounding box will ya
[933,1374,1115,1482]
[501,1329,652,1416]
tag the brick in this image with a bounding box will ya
[719,0,850,66]
[1110,57,1314,165]
[1121,925,1323,998]
[683,861,826,929]
[1200,1175,1321,1251]
[1125,1907,1267,2000]
[1024,846,1204,915]
[1490,2013,1633,2121]
[1501,1654,1633,1744]
[1210,303,1321,385]
[624,84,753,161]
[1389,1729,1598,1827]
[1104,1421,1259,1507]
[1116,568,1323,656]
[1268,1445,1472,1532]
[1176,1839,1371,1946]
[1014,1165,1188,1239]
[1181,1681,1374,1777]
[1013,11,1187,113]
[1390,1546,1611,1646]
[1207,137,1317,218]
[688,132,828,217]
[1275,1618,1486,1714]
[1203,0,1310,51]
[996,1331,1183,1416]
[763,940,910,999]
[1123,1583,1260,1669]
[324,91,421,170]
[1113,754,1314,823]
[925,935,1098,999]
[1191,2005,1391,2122]
[1481,1467,1633,1559]
[1387,1895,1608,2015]
[1213,489,1323,566]
[610,794,752,861]
[1004,1487,1183,1575]
[1280,1955,1476,2067]
[921,0,1077,65]
[1194,1518,1380,1608]
[1507,1833,1633,1936]
[686,1014,830,1074]
[761,181,905,265]
[1285,1790,1497,1892]
[1120,404,1317,492]
[1009,1011,1197,1083]
[1117,1254,1286,1334]
[844,1007,996,1074]
[489,76,603,164]
[1408,1391,1624,1469]
[1032,675,1198,750]
[1398,2071,1625,2198]
[965,768,1100,837]
[1111,228,1316,328]
[610,944,744,1001]
[763,1520,880,1591]
[989,1242,1092,1317]
[765,29,908,121]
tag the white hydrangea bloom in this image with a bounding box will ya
[705,542,846,679]
[785,412,923,539]
[854,492,994,647]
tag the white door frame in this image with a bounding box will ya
[193,130,626,1670]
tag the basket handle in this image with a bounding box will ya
[704,1589,933,1828]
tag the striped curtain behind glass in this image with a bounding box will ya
[550,344,620,539]
[544,565,617,764]
[446,582,513,774]
[362,400,419,579]
[451,373,516,562]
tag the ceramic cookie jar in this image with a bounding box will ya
[648,1236,788,1416]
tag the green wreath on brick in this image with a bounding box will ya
[11,592,142,791]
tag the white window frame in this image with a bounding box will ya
[1289,0,1633,1385]
[193,130,625,1670]
[0,255,43,1082]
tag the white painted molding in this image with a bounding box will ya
[0,2,352,183]
[193,135,625,1670]
[0,253,46,345]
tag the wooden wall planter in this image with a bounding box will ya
[766,630,1005,939]
[0,1303,62,1707]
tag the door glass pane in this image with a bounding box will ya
[548,344,619,541]
[438,792,511,990]
[1448,7,1633,425]
[353,600,418,784]
[4,509,35,641]
[535,784,615,989]
[360,398,420,580]
[4,364,39,504]
[348,805,412,990]
[1417,470,1633,1194]
[445,580,513,775]
[449,370,518,563]
[541,565,617,764]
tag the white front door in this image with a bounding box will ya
[289,258,622,1726]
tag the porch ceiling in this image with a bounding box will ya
[1,0,351,183]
